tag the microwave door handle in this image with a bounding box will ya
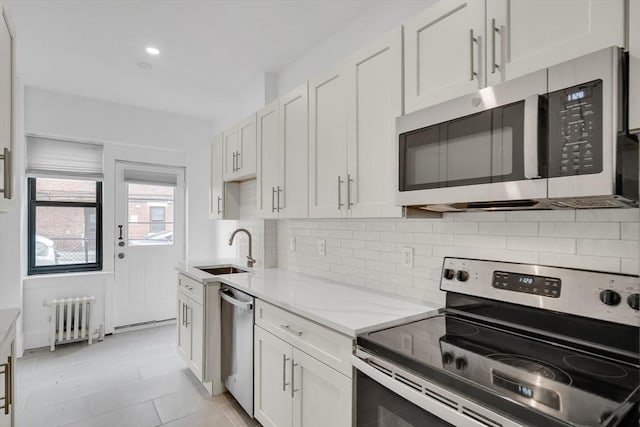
[523,94,541,179]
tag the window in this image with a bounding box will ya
[127,183,174,246]
[28,177,103,274]
[149,206,166,232]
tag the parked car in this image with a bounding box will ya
[35,235,58,266]
[132,230,174,246]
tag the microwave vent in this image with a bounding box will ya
[549,197,638,209]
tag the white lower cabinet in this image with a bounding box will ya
[176,274,223,395]
[0,322,15,427]
[254,327,352,427]
[254,300,353,427]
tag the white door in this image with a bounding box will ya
[256,100,280,219]
[404,0,486,113]
[280,82,309,219]
[254,326,293,427]
[114,162,185,328]
[309,64,348,218]
[487,0,624,85]
[237,113,257,179]
[292,348,352,427]
[347,27,403,218]
[223,125,239,181]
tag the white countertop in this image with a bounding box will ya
[0,308,20,351]
[177,261,441,337]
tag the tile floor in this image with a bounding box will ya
[16,324,261,427]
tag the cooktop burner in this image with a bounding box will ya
[487,353,572,384]
[563,354,630,379]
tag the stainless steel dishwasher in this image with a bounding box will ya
[220,285,254,417]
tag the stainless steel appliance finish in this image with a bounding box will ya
[395,46,638,211]
[220,285,255,417]
[354,258,640,427]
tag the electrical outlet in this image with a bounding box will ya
[290,237,296,251]
[401,247,413,268]
[318,239,326,256]
[400,332,413,353]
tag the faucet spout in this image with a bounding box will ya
[228,228,256,268]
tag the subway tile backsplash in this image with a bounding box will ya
[276,209,639,306]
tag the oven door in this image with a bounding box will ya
[353,352,523,427]
[395,69,548,207]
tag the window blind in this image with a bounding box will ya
[123,169,178,186]
[27,136,104,180]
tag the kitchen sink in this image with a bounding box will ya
[196,266,248,275]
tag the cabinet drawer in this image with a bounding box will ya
[177,274,204,304]
[255,300,353,378]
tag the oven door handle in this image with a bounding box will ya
[523,94,541,179]
[352,354,524,427]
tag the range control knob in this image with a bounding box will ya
[456,270,470,282]
[442,352,454,365]
[455,357,467,371]
[599,290,621,306]
[628,293,640,311]
[443,269,456,280]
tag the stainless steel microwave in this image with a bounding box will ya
[396,46,638,211]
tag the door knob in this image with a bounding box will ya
[118,253,125,259]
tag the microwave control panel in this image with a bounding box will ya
[547,79,603,177]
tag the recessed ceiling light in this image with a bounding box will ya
[146,46,160,56]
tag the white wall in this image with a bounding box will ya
[20,86,227,349]
[277,0,435,96]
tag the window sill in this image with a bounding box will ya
[23,271,113,289]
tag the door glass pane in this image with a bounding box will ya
[127,183,174,246]
[35,177,97,202]
[35,206,97,265]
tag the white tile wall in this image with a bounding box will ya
[276,209,639,306]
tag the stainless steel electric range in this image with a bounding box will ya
[353,257,640,427]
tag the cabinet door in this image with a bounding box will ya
[309,64,348,218]
[487,0,624,85]
[209,135,224,219]
[0,8,12,202]
[0,342,12,427]
[292,348,352,427]
[223,125,239,181]
[279,82,309,219]
[404,0,485,113]
[255,327,293,427]
[188,300,204,381]
[630,0,640,134]
[257,101,280,219]
[176,294,190,363]
[237,113,257,180]
[347,28,403,218]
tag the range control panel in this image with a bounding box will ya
[492,271,561,298]
[440,257,640,326]
[548,79,603,177]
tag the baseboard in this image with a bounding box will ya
[113,318,176,334]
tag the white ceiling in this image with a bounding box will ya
[6,0,395,120]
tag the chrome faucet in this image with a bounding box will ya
[228,228,256,268]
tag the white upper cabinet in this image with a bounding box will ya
[223,113,257,182]
[309,64,349,218]
[257,100,280,219]
[487,0,625,86]
[0,5,14,212]
[404,0,486,113]
[209,135,225,219]
[629,0,640,134]
[257,84,309,219]
[278,83,309,219]
[346,28,403,218]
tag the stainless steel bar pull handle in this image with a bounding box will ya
[1,361,7,414]
[0,148,11,199]
[232,152,236,172]
[469,29,476,81]
[280,324,303,337]
[282,355,290,391]
[217,196,222,215]
[337,176,344,210]
[276,186,282,212]
[291,360,299,398]
[271,187,276,212]
[236,151,240,171]
[347,174,354,208]
[491,19,499,74]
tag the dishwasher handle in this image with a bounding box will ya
[219,288,253,311]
